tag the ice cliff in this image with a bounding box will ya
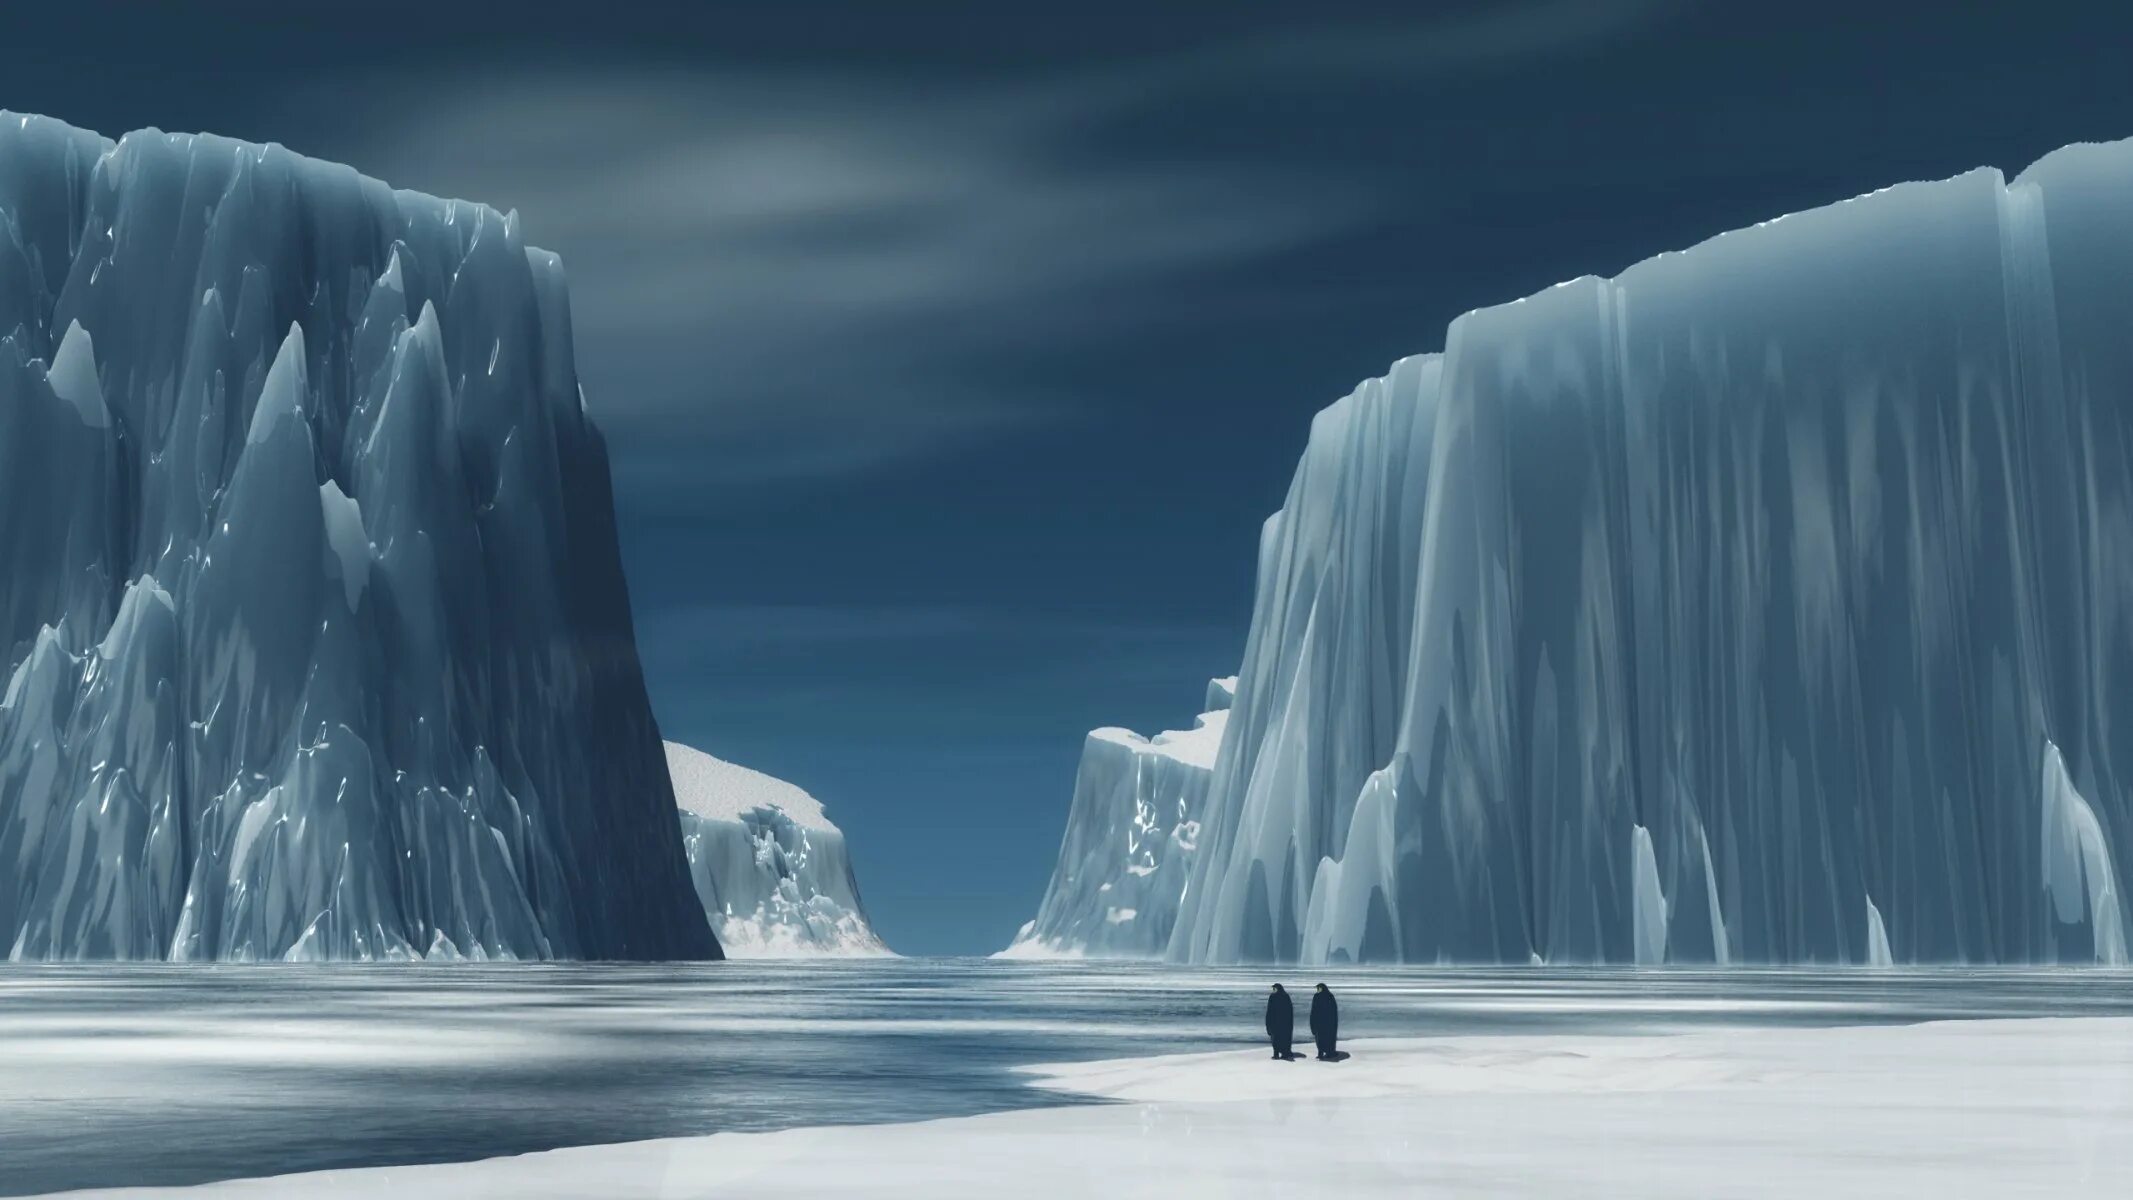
[1003,678,1234,957]
[0,113,717,961]
[1167,137,2133,965]
[666,741,886,956]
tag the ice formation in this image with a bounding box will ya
[0,114,717,961]
[667,742,887,956]
[1168,137,2133,964]
[1003,680,1233,957]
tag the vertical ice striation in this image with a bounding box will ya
[2039,741,2128,964]
[1168,356,1442,963]
[0,113,717,961]
[1630,826,1668,965]
[1865,899,1894,967]
[1168,137,2133,964]
[1004,682,1233,957]
[666,742,887,957]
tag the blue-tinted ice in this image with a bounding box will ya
[1170,140,2133,964]
[0,114,716,961]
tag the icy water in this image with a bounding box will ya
[6,962,2133,1195]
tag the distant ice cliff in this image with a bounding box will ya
[666,741,887,956]
[1004,678,1233,957]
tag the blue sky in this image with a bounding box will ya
[12,0,2133,953]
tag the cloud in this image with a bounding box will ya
[294,67,1365,489]
[292,1,1692,489]
[1133,0,1699,85]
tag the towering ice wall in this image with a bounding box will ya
[0,114,718,961]
[666,741,887,956]
[1004,679,1234,957]
[1170,138,2133,965]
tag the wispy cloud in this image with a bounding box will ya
[1126,0,1698,85]
[306,66,1369,487]
[294,1,1691,488]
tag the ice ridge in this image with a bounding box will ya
[1165,138,2133,964]
[0,113,717,961]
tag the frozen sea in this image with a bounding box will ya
[6,961,2133,1195]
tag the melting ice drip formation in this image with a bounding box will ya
[1005,678,1235,957]
[0,114,718,961]
[666,741,887,957]
[1104,137,2133,965]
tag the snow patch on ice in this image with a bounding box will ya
[666,740,829,829]
[1089,709,1229,771]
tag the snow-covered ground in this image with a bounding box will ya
[59,1016,2133,1198]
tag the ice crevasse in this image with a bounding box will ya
[1162,137,2133,965]
[0,113,718,960]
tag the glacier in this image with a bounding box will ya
[1166,137,2133,964]
[0,113,717,961]
[1003,678,1234,957]
[666,741,888,956]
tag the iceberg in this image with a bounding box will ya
[1169,137,2133,964]
[666,741,888,956]
[0,113,717,961]
[1003,679,1233,958]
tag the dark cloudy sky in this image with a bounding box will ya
[11,0,2133,953]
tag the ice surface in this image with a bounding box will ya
[665,742,887,956]
[61,1017,2133,1198]
[1169,137,2133,964]
[0,113,715,961]
[666,739,830,827]
[44,321,106,428]
[1003,681,1233,958]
